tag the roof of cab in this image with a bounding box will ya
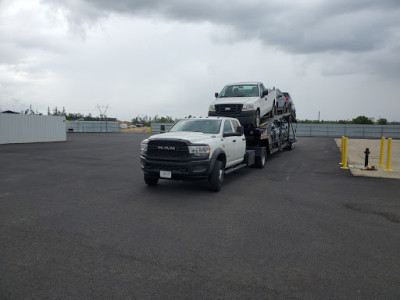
[225,81,262,86]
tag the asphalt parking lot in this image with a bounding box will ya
[1,134,399,299]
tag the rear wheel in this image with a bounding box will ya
[209,160,224,192]
[255,148,266,168]
[270,103,276,117]
[144,175,159,186]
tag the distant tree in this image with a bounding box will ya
[352,116,373,125]
[377,118,388,125]
[159,116,175,123]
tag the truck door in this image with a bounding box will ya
[231,119,246,161]
[222,120,237,167]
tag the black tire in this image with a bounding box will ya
[144,175,159,186]
[253,110,260,128]
[255,148,266,168]
[209,160,224,192]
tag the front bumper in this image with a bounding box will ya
[141,156,212,180]
[208,110,256,126]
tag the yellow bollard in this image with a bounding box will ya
[341,137,349,169]
[385,138,393,171]
[379,137,385,167]
[339,136,345,165]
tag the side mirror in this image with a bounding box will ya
[262,90,268,97]
[160,125,166,133]
[215,92,219,98]
[237,126,244,135]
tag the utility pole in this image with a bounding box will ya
[96,104,109,120]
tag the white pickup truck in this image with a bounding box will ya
[208,82,275,128]
[140,117,266,191]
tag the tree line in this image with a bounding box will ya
[131,115,178,127]
[12,107,398,125]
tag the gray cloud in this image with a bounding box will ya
[45,0,400,53]
[42,0,400,78]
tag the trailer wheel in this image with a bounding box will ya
[144,175,159,186]
[209,160,224,192]
[255,148,266,168]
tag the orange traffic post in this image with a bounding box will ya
[385,138,393,171]
[379,137,385,167]
[341,137,349,169]
[339,136,345,165]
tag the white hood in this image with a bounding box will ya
[211,96,258,106]
[148,131,218,144]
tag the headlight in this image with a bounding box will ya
[209,105,215,112]
[188,145,210,157]
[141,140,148,154]
[242,104,255,111]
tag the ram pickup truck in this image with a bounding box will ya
[140,117,266,191]
[208,82,274,128]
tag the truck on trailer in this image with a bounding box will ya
[140,113,296,192]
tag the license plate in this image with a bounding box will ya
[160,170,171,178]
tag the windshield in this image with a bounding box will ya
[169,119,222,134]
[219,84,259,97]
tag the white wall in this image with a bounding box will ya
[0,114,67,144]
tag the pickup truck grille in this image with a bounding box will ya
[215,104,243,114]
[147,140,189,158]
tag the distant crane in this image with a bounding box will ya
[96,104,109,120]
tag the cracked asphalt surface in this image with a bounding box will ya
[1,134,399,299]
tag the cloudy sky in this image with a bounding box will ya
[1,0,399,121]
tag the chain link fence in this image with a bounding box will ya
[295,124,400,138]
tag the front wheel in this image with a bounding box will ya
[270,104,276,117]
[144,175,159,186]
[209,160,224,192]
[253,110,260,128]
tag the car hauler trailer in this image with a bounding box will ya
[140,113,297,191]
[245,112,297,155]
